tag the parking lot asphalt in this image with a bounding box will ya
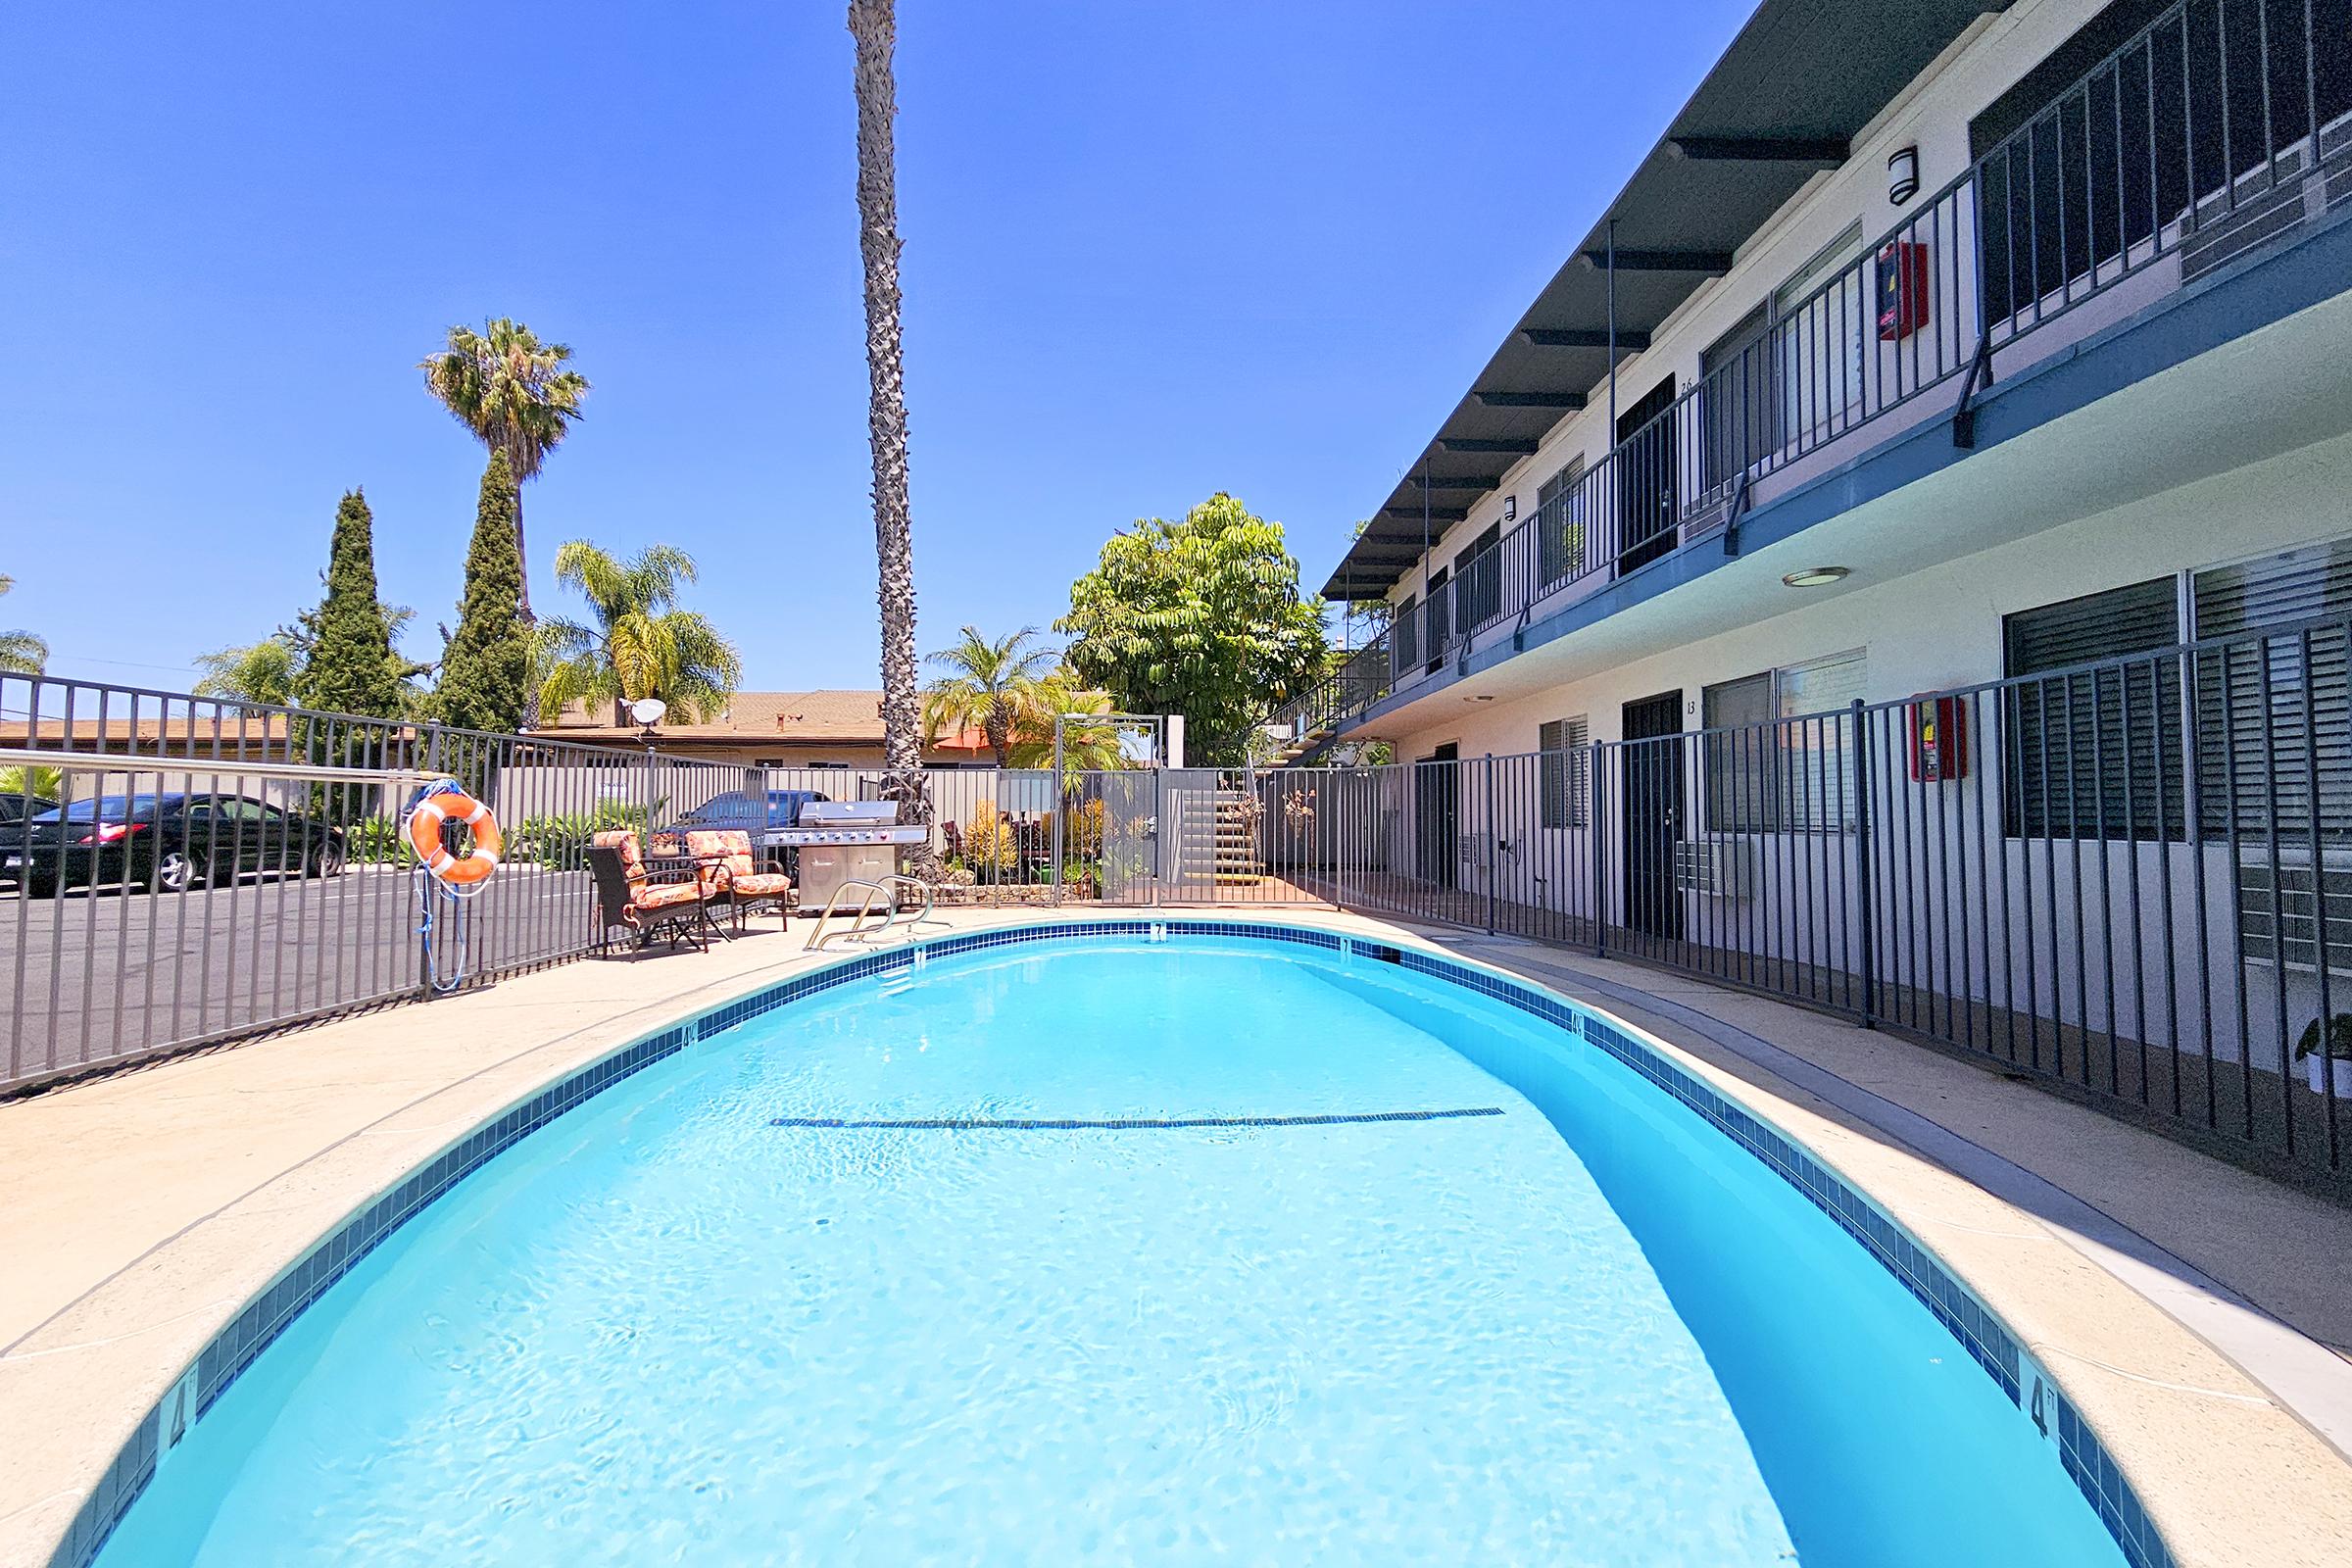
[2,864,599,1084]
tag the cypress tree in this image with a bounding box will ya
[433,451,530,733]
[297,489,404,720]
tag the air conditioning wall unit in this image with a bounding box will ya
[1674,839,1755,899]
[2237,848,2352,974]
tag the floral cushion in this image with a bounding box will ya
[684,830,761,895]
[632,881,704,913]
[591,829,645,881]
[648,831,686,860]
[726,871,793,898]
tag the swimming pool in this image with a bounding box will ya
[82,923,2155,1566]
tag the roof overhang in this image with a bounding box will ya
[1322,0,2008,601]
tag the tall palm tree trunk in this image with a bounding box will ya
[849,0,940,877]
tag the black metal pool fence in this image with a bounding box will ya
[1255,612,2352,1200]
[5,620,2349,1200]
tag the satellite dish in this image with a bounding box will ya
[628,697,668,726]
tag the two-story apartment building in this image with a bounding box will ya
[1272,0,2352,1191]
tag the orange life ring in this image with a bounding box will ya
[407,791,503,885]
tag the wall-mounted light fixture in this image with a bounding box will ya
[1781,565,1851,589]
[1502,495,1517,523]
[1886,145,1920,206]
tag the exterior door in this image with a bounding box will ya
[1616,376,1679,574]
[1699,302,1772,501]
[1620,694,1684,941]
[1415,742,1460,889]
[1454,523,1502,636]
[1095,771,1158,903]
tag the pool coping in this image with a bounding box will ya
[7,909,2350,1567]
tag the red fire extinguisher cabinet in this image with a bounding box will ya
[1908,693,1968,782]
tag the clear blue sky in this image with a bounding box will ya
[0,0,1750,695]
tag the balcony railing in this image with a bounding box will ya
[1283,0,2352,742]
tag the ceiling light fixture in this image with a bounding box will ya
[1781,566,1851,588]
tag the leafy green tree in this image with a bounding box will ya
[534,541,743,723]
[922,625,1056,766]
[0,574,46,674]
[193,637,300,705]
[294,491,405,720]
[432,450,532,733]
[1057,493,1328,764]
[420,318,589,620]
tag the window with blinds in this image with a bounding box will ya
[1539,715,1590,829]
[1702,651,1863,832]
[2002,577,2183,839]
[2190,537,2352,846]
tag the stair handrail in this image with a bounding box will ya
[803,878,892,951]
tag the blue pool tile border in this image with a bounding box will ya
[52,917,2170,1568]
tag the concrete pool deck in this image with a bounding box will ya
[2,906,2349,1566]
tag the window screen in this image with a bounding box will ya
[2002,577,2183,839]
[1539,715,1590,829]
[1777,651,1865,832]
[2191,537,2352,845]
[1704,672,1775,833]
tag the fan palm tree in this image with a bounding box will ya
[0,574,47,674]
[848,0,937,875]
[533,541,743,724]
[922,626,1055,766]
[420,318,590,620]
[1007,674,1127,778]
[0,762,64,805]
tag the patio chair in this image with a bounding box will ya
[684,829,796,934]
[587,829,714,952]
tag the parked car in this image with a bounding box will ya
[674,788,830,874]
[0,789,61,888]
[4,792,348,896]
[0,790,59,826]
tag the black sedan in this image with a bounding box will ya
[1,788,59,827]
[3,792,348,896]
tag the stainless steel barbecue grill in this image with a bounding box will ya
[772,800,927,911]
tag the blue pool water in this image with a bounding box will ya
[98,937,2128,1566]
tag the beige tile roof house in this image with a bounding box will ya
[540,691,985,765]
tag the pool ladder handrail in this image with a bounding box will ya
[803,874,941,952]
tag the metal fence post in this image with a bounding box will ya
[1330,768,1346,913]
[1484,753,1497,934]
[1851,698,1879,1029]
[417,725,444,1001]
[1590,740,1607,957]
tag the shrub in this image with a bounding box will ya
[962,802,1019,876]
[345,814,406,864]
[1065,798,1104,861]
[507,801,653,870]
